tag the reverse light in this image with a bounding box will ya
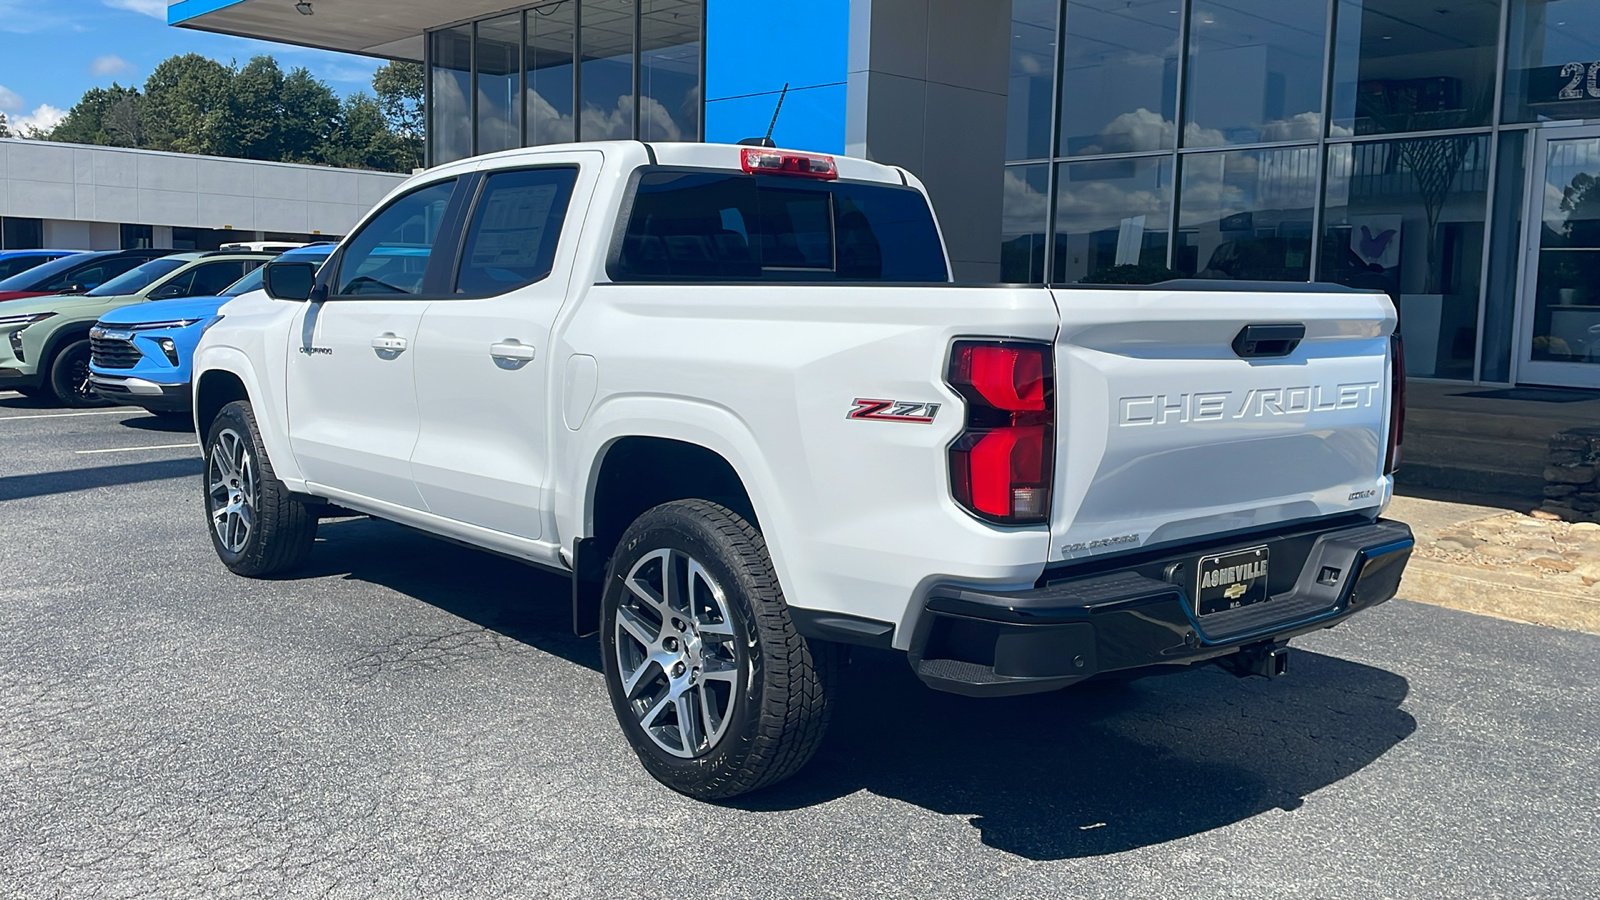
[740,147,838,180]
[1385,334,1405,475]
[946,340,1055,525]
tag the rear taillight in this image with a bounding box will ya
[1385,334,1405,475]
[946,340,1054,524]
[740,147,838,180]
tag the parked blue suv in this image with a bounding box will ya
[88,245,332,414]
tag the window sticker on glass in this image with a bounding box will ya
[470,183,560,268]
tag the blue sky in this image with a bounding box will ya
[0,0,381,133]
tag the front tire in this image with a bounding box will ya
[600,500,835,800]
[47,339,111,408]
[203,400,316,576]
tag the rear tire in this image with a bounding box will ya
[600,500,835,800]
[47,339,111,408]
[202,400,316,576]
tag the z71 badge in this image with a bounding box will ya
[847,398,940,424]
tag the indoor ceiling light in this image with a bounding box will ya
[295,1,313,14]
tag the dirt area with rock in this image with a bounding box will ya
[1389,495,1600,634]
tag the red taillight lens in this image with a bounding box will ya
[947,341,1054,524]
[1385,334,1405,475]
[740,147,838,180]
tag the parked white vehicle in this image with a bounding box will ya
[193,141,1413,799]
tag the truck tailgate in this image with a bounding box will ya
[1048,285,1396,564]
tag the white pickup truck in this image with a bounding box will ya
[193,141,1412,799]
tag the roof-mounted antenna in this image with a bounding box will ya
[737,83,789,148]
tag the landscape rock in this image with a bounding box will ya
[1545,466,1595,484]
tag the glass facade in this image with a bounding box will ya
[427,0,704,165]
[999,0,1600,383]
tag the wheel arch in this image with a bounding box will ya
[588,436,759,567]
[37,320,94,374]
[192,349,305,487]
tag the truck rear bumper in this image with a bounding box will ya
[908,518,1412,697]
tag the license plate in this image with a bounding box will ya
[1195,545,1270,616]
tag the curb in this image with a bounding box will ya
[1399,557,1600,634]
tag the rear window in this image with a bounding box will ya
[611,170,948,283]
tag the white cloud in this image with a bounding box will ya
[15,104,67,133]
[103,0,166,19]
[91,54,132,77]
[0,84,22,112]
[0,1,74,33]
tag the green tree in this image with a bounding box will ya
[49,84,144,147]
[320,92,404,171]
[142,53,233,154]
[36,51,415,173]
[372,61,423,171]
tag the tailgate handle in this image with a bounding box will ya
[1232,324,1304,359]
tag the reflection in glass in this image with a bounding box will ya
[1059,0,1181,157]
[1176,147,1316,280]
[1527,137,1600,364]
[477,14,523,155]
[1001,164,1050,282]
[527,1,577,145]
[1330,0,1499,135]
[1505,0,1600,123]
[1322,135,1490,378]
[1052,156,1173,283]
[430,26,473,165]
[640,0,702,141]
[1482,131,1526,382]
[581,0,636,141]
[1184,0,1329,147]
[1008,0,1057,160]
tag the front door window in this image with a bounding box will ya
[1524,134,1600,383]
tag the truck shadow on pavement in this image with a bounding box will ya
[744,647,1415,860]
[309,516,1416,862]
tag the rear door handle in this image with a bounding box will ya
[371,333,408,354]
[490,340,536,362]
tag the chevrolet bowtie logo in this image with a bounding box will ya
[1223,583,1248,600]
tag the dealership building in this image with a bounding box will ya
[0,138,403,251]
[171,0,1600,391]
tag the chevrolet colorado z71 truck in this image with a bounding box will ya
[193,141,1412,799]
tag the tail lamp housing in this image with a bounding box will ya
[946,340,1055,525]
[1385,334,1405,475]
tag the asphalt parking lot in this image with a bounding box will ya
[2,390,1598,900]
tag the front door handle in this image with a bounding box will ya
[490,340,536,364]
[371,333,408,355]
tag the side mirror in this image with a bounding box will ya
[148,284,186,300]
[58,283,88,295]
[262,261,322,302]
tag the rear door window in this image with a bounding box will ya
[613,171,948,283]
[454,167,578,295]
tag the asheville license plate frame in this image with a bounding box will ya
[1195,545,1271,616]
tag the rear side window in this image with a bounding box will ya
[612,171,948,283]
[335,179,457,296]
[455,167,578,295]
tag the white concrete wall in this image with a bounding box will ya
[0,139,406,239]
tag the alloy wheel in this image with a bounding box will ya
[206,427,257,554]
[614,547,742,758]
